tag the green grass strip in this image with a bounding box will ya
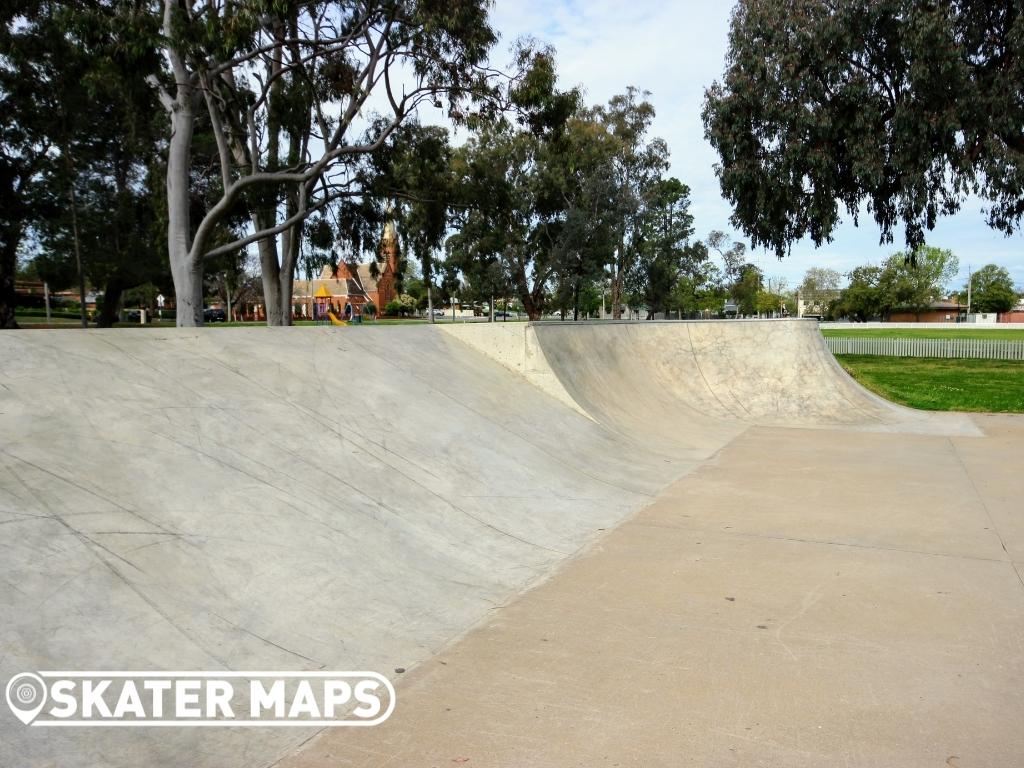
[836,355,1024,412]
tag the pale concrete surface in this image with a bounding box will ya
[438,322,590,418]
[282,424,1024,768]
[1,321,1020,767]
[528,320,980,437]
[0,327,689,767]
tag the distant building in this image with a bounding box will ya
[888,298,966,323]
[796,289,842,318]
[291,219,399,318]
[999,297,1024,324]
[964,312,998,324]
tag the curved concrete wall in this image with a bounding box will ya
[446,319,979,439]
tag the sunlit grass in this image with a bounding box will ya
[836,355,1024,413]
[822,327,1024,340]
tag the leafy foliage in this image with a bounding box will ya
[832,245,959,320]
[967,263,1018,313]
[704,0,1024,257]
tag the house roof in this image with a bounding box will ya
[353,264,379,293]
[319,263,379,293]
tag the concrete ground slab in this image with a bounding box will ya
[282,424,1024,768]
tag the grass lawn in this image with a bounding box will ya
[822,326,1024,340]
[836,355,1024,413]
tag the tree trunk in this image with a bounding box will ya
[611,261,623,320]
[0,232,19,329]
[274,193,303,327]
[96,279,124,328]
[171,257,204,327]
[277,267,294,326]
[254,211,285,326]
[167,103,203,327]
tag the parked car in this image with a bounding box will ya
[204,307,227,323]
[494,311,515,319]
[431,308,447,317]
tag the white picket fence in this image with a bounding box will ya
[826,336,1024,360]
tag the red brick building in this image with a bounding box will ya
[888,299,966,323]
[291,220,399,318]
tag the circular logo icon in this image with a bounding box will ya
[5,673,48,725]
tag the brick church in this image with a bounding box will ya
[292,219,399,318]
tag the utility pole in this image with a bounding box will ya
[966,264,973,317]
[44,282,51,325]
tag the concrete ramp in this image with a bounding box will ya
[0,321,983,767]
[0,326,686,767]
[444,320,979,444]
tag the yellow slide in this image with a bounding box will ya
[327,310,349,326]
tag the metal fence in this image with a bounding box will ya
[826,337,1024,360]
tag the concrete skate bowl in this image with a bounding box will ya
[444,319,979,450]
[0,321,978,767]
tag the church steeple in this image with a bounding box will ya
[379,212,399,274]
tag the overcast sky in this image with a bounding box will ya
[487,0,1024,292]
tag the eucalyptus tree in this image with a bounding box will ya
[733,263,764,315]
[446,47,584,319]
[704,0,1024,259]
[34,3,167,327]
[626,177,699,318]
[595,88,669,319]
[363,121,455,320]
[554,111,621,320]
[669,259,725,318]
[705,230,746,286]
[1,2,73,328]
[148,0,501,325]
[2,0,164,328]
[446,127,540,315]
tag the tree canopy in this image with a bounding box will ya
[831,245,960,320]
[968,263,1018,313]
[704,0,1024,258]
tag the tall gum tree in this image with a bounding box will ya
[703,0,1024,259]
[594,88,669,319]
[150,0,500,326]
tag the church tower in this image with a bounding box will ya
[374,215,399,309]
[380,219,399,274]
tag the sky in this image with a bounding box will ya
[484,0,1024,293]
